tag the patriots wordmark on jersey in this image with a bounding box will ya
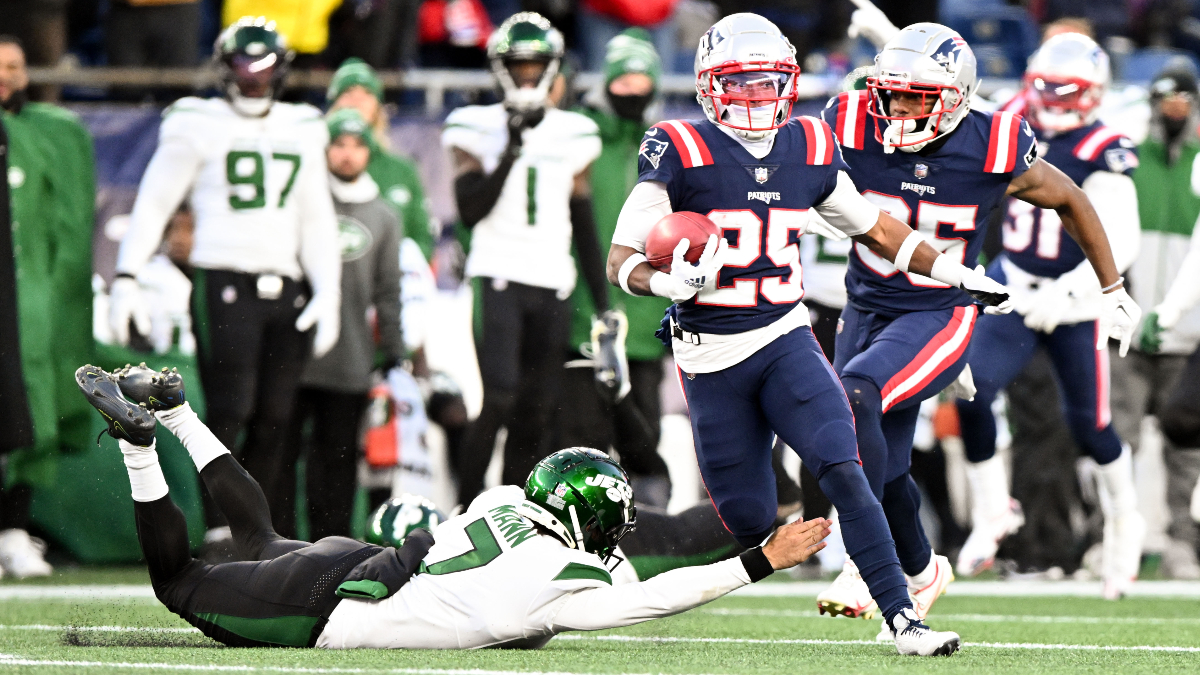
[316,486,756,649]
[117,97,337,279]
[633,117,845,336]
[441,104,602,294]
[823,90,1039,314]
[1002,122,1137,278]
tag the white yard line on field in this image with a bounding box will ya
[702,607,1200,625]
[558,634,1200,652]
[0,624,199,633]
[6,581,1200,601]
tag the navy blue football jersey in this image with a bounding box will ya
[1001,121,1137,278]
[636,117,847,335]
[822,90,1039,314]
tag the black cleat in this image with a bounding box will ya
[113,362,186,411]
[76,365,157,446]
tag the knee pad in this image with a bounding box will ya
[841,376,882,424]
[710,495,776,548]
[817,460,879,513]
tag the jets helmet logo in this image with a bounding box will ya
[584,474,633,504]
[640,137,669,170]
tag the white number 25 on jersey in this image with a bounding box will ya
[695,209,807,307]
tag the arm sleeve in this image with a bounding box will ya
[550,557,751,632]
[296,133,341,298]
[374,209,405,365]
[115,122,203,275]
[453,150,519,229]
[1157,217,1200,318]
[611,181,673,252]
[571,195,609,311]
[813,171,880,237]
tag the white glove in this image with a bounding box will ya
[847,1,900,48]
[295,292,341,358]
[960,265,1014,315]
[649,235,727,304]
[1154,301,1184,332]
[1022,279,1072,334]
[108,276,152,346]
[1097,286,1141,357]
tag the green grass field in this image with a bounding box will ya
[1,568,1199,674]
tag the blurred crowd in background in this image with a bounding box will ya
[4,0,1200,590]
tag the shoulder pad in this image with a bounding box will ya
[161,96,214,119]
[793,116,837,165]
[1073,126,1138,175]
[826,90,869,150]
[983,111,1029,173]
[444,104,502,130]
[649,120,713,168]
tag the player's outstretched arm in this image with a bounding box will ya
[550,518,830,632]
[1007,159,1142,354]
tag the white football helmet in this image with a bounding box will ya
[694,13,800,141]
[1024,33,1110,133]
[867,23,978,153]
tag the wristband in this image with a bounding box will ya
[893,230,923,273]
[739,547,774,583]
[929,255,966,288]
[618,253,648,296]
[1100,276,1124,293]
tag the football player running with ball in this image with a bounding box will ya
[109,17,341,543]
[75,363,830,649]
[955,34,1144,596]
[607,13,1011,655]
[818,24,1140,630]
[442,13,611,506]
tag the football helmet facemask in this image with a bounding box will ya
[487,12,564,114]
[518,447,637,563]
[695,13,800,141]
[1024,32,1110,134]
[867,23,978,153]
[214,16,295,117]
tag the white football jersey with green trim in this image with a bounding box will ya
[316,486,753,649]
[442,105,601,293]
[118,97,336,280]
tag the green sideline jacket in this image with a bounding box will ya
[368,144,435,261]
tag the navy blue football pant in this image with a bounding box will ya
[955,310,1122,466]
[835,304,980,575]
[679,326,910,620]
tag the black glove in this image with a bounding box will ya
[506,107,545,149]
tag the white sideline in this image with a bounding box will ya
[6,581,1200,600]
[703,608,1200,625]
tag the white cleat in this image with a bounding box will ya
[910,554,955,618]
[1101,510,1145,600]
[816,560,878,619]
[891,608,961,656]
[957,498,1024,577]
[0,528,53,578]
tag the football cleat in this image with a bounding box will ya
[591,310,631,403]
[891,608,961,656]
[0,529,52,578]
[909,554,954,619]
[113,362,186,411]
[76,365,156,447]
[816,560,878,619]
[957,498,1024,577]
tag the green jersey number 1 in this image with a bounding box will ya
[226,151,301,210]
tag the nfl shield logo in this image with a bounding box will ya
[754,166,770,184]
[914,163,929,179]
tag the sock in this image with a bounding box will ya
[906,555,937,588]
[156,402,231,471]
[1097,445,1138,517]
[119,439,169,502]
[882,474,932,576]
[819,462,911,623]
[965,454,1010,523]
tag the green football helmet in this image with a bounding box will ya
[486,12,564,113]
[518,448,637,562]
[365,494,445,548]
[213,16,295,115]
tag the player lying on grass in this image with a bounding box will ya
[76,363,829,649]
